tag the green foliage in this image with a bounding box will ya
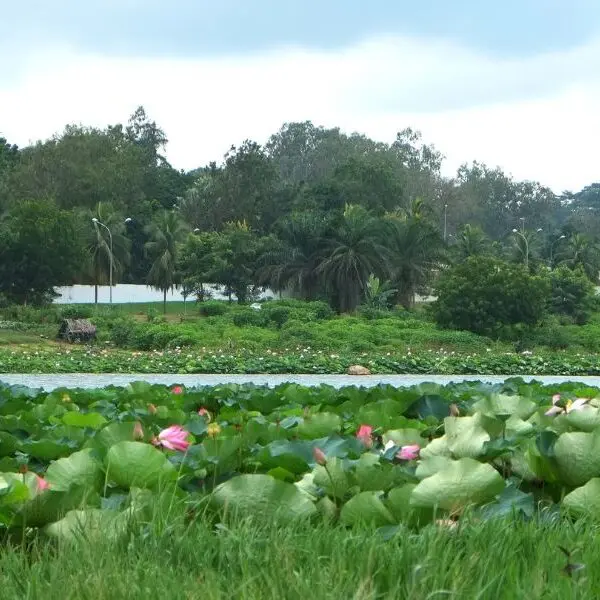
[433,256,550,337]
[198,300,228,317]
[0,199,84,305]
[549,265,595,324]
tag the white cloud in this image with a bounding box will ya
[1,35,599,192]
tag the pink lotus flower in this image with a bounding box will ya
[356,425,373,448]
[397,444,420,461]
[36,475,50,492]
[153,425,190,452]
[198,407,212,422]
[313,447,327,465]
[133,421,144,440]
[172,385,184,395]
[545,395,589,417]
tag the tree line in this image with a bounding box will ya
[0,107,599,311]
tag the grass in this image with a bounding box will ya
[0,515,597,599]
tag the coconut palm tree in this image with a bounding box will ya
[84,202,131,304]
[385,202,446,309]
[257,212,327,300]
[316,204,391,313]
[557,233,600,282]
[144,211,189,312]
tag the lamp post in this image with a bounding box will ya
[549,235,566,268]
[92,217,133,304]
[443,204,448,242]
[512,226,542,269]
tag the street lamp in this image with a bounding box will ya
[443,204,448,242]
[549,234,566,267]
[512,227,542,269]
[92,217,133,304]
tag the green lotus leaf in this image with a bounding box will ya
[21,439,74,460]
[383,429,424,448]
[387,484,433,526]
[415,455,455,480]
[340,491,395,527]
[84,422,140,457]
[563,478,600,520]
[473,394,537,420]
[410,458,505,512]
[297,413,342,439]
[44,508,127,543]
[355,453,404,492]
[105,442,177,489]
[419,436,451,459]
[211,474,316,523]
[554,431,600,487]
[62,412,108,430]
[565,408,600,432]
[444,414,490,458]
[45,449,104,492]
[313,457,351,500]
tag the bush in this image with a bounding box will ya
[199,301,228,317]
[232,309,268,328]
[264,306,292,328]
[432,256,550,338]
[59,305,93,320]
[549,266,595,324]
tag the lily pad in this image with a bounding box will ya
[563,478,600,520]
[411,458,505,512]
[105,442,177,489]
[444,414,490,458]
[45,449,104,492]
[211,474,316,523]
[554,431,600,487]
[340,491,395,527]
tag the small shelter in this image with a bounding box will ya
[58,319,97,343]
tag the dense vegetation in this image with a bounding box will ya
[1,110,600,336]
[1,377,600,599]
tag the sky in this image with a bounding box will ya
[2,0,600,192]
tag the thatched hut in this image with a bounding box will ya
[58,319,97,343]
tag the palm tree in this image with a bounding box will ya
[385,204,446,309]
[144,211,189,313]
[257,212,328,300]
[558,233,600,282]
[316,205,391,312]
[84,202,131,304]
[454,224,490,259]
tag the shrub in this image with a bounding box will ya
[58,305,94,320]
[432,256,550,338]
[199,301,228,317]
[549,265,595,324]
[232,309,268,328]
[264,306,292,328]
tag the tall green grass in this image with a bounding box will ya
[1,515,598,599]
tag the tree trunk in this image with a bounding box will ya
[94,284,98,305]
[163,289,167,314]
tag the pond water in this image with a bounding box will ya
[2,373,600,391]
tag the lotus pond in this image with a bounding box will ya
[1,377,600,542]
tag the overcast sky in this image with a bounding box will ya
[2,0,599,192]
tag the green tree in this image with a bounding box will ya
[549,265,595,324]
[0,199,84,304]
[81,202,131,304]
[144,211,188,312]
[316,205,390,313]
[432,255,550,338]
[385,199,446,309]
[557,233,600,282]
[176,231,219,302]
[207,222,272,303]
[257,212,329,300]
[453,224,491,260]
